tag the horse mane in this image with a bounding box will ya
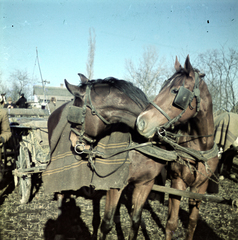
[160,68,205,92]
[80,77,150,110]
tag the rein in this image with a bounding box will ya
[156,129,217,162]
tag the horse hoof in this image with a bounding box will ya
[141,218,146,230]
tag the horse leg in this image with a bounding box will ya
[165,179,185,240]
[99,188,123,240]
[186,181,208,240]
[54,193,65,240]
[128,180,154,240]
[92,193,102,240]
[57,193,65,216]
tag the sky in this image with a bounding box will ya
[0,0,238,88]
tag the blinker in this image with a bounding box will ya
[67,105,85,124]
[173,86,194,110]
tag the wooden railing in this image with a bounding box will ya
[6,108,50,118]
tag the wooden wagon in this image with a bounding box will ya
[2,108,50,204]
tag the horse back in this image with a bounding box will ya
[48,102,69,144]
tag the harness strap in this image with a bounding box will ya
[193,72,201,116]
[69,85,111,144]
[86,86,110,125]
[71,128,96,144]
[87,151,129,178]
[72,129,218,164]
[157,131,218,162]
[149,101,172,121]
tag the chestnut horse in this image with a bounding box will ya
[136,56,219,240]
[47,74,165,240]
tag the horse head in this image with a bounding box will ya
[136,56,214,149]
[61,73,150,153]
[65,74,149,138]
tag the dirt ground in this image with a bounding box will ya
[0,162,238,240]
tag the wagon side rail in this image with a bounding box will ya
[7,108,50,118]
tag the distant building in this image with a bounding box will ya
[33,84,73,108]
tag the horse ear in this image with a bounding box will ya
[64,79,85,97]
[174,56,182,71]
[184,55,195,78]
[78,73,89,83]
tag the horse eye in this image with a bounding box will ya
[171,88,179,94]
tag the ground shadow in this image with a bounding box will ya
[143,200,165,235]
[28,173,43,202]
[44,197,92,240]
[179,208,224,240]
[0,170,15,205]
[138,198,224,240]
[113,184,165,240]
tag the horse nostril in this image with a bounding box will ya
[137,118,146,132]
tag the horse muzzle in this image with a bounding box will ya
[136,115,156,139]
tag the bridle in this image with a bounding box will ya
[149,72,201,130]
[148,72,218,168]
[67,85,111,153]
[67,84,131,178]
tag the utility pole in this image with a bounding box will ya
[36,48,50,108]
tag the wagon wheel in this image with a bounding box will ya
[0,151,6,182]
[0,160,5,183]
[17,144,32,204]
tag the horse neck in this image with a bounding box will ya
[93,88,146,129]
[99,106,141,129]
[179,87,215,151]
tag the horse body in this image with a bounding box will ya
[136,56,219,240]
[214,112,238,177]
[46,74,164,240]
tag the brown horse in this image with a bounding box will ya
[46,74,165,240]
[136,56,219,240]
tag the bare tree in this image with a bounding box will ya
[125,45,168,98]
[86,28,96,80]
[9,69,31,101]
[0,71,9,94]
[195,47,238,113]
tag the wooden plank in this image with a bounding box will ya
[6,108,49,116]
[152,184,231,204]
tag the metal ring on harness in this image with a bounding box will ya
[157,128,166,137]
[74,143,85,154]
